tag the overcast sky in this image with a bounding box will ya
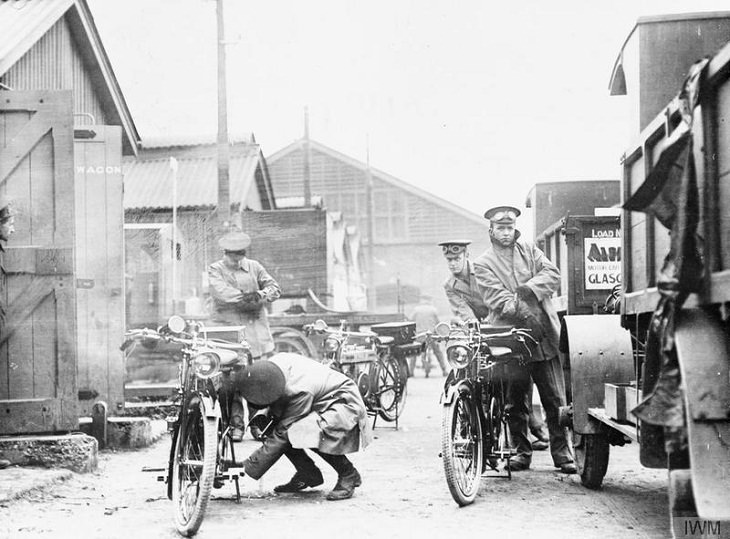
[88,1,730,222]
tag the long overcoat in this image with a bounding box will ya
[243,353,372,480]
[472,234,561,361]
[208,257,280,358]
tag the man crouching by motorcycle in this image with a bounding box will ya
[235,352,373,500]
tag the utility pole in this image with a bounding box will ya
[216,0,231,231]
[366,138,375,311]
[302,107,312,207]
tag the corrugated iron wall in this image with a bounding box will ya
[1,16,107,125]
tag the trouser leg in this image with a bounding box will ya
[283,447,323,478]
[313,450,355,476]
[505,363,532,461]
[433,342,449,376]
[530,356,574,465]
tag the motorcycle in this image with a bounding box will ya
[122,316,251,537]
[429,320,538,506]
[304,319,410,423]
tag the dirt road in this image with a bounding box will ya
[0,375,670,539]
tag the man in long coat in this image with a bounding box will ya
[238,353,372,501]
[208,230,281,359]
[208,230,281,440]
[472,206,576,474]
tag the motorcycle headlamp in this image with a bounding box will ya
[192,352,221,378]
[324,337,342,353]
[446,345,472,370]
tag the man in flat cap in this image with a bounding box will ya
[208,229,281,440]
[473,205,576,473]
[237,353,372,501]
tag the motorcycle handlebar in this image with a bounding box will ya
[121,328,248,352]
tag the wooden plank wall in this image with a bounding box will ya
[74,126,125,415]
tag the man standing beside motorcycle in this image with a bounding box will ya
[440,239,550,451]
[472,207,576,474]
[235,353,372,501]
[208,229,281,441]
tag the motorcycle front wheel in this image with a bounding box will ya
[172,397,218,537]
[442,390,483,506]
[375,356,407,422]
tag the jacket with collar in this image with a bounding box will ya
[472,233,561,360]
[443,260,490,322]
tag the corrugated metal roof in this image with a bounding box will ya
[140,132,256,149]
[124,150,261,211]
[0,0,74,74]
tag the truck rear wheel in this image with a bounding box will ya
[575,432,609,489]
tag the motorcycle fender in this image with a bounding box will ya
[439,380,472,406]
[561,314,633,434]
[200,395,221,419]
[674,309,730,520]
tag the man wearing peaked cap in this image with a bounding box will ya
[208,228,281,441]
[439,239,490,322]
[236,353,372,501]
[472,205,576,474]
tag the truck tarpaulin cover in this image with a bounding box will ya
[622,57,709,430]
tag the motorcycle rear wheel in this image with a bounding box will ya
[442,391,483,506]
[172,397,218,537]
[376,356,407,422]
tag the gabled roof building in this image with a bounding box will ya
[267,138,491,315]
[0,0,140,155]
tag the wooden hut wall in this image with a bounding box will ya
[1,16,108,126]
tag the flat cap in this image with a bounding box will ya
[484,205,521,224]
[219,231,251,252]
[234,360,286,406]
[438,239,471,255]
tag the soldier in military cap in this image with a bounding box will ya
[473,205,576,473]
[208,229,281,440]
[439,239,490,322]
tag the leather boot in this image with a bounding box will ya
[326,469,362,501]
[274,469,324,493]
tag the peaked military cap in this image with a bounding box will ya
[438,239,471,256]
[219,230,251,252]
[484,205,521,224]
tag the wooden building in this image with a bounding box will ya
[266,138,491,317]
[0,0,140,427]
[123,136,276,326]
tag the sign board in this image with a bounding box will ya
[584,226,622,290]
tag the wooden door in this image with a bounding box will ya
[74,126,125,416]
[0,91,77,434]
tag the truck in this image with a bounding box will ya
[554,12,730,534]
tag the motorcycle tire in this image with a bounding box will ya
[442,390,483,506]
[172,397,218,537]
